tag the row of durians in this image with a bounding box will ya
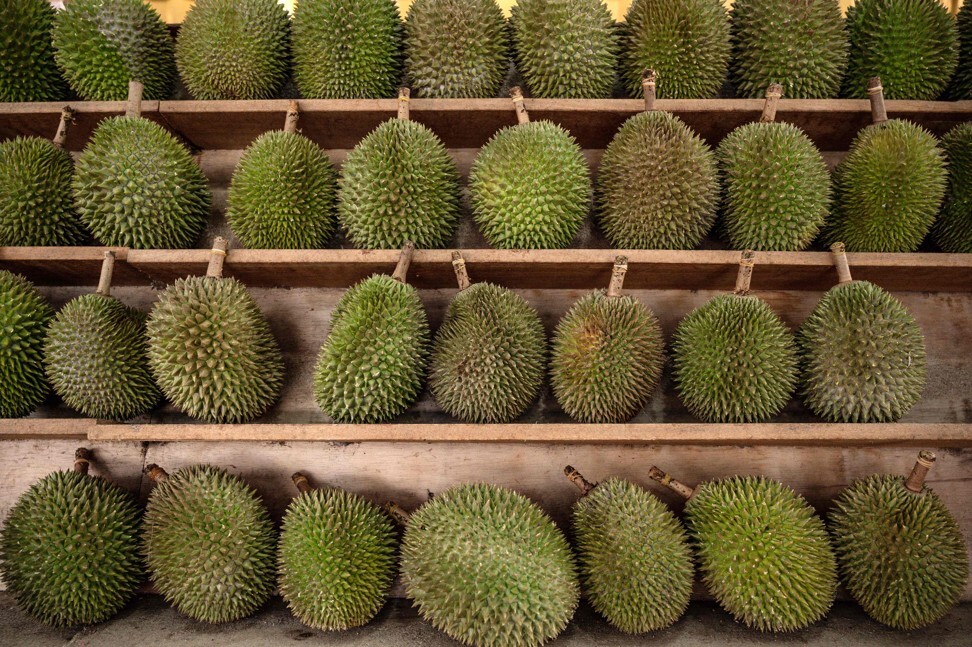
[4,0,972,104]
[0,238,927,426]
[2,77,972,254]
[0,450,966,643]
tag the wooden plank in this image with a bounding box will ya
[0,418,88,440]
[0,101,164,151]
[0,247,145,286]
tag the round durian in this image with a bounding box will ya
[471,121,590,249]
[52,0,176,101]
[843,0,957,100]
[176,0,291,101]
[143,465,276,623]
[401,483,579,647]
[597,110,718,249]
[729,0,848,99]
[0,0,67,102]
[292,0,403,99]
[947,3,972,99]
[0,271,52,418]
[934,123,972,253]
[510,0,618,99]
[405,0,509,98]
[620,0,730,99]
[338,119,461,250]
[827,119,946,252]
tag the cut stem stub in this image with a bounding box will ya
[206,237,229,279]
[451,251,471,291]
[52,106,75,148]
[564,465,597,496]
[510,86,530,125]
[283,101,300,134]
[73,447,92,475]
[867,77,888,125]
[759,83,783,123]
[384,502,411,528]
[96,250,115,297]
[144,464,169,483]
[391,241,415,284]
[398,87,411,121]
[641,69,657,112]
[648,465,696,500]
[292,472,312,495]
[904,450,936,493]
[606,256,628,298]
[831,242,853,284]
[125,80,144,119]
[733,250,756,295]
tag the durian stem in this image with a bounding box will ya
[73,448,92,475]
[206,237,229,279]
[451,251,471,291]
[733,250,756,295]
[391,241,415,284]
[291,472,312,494]
[648,465,696,500]
[397,87,411,121]
[759,83,783,123]
[144,464,169,483]
[641,69,657,112]
[125,80,144,119]
[904,450,937,493]
[564,465,596,495]
[283,101,300,134]
[96,250,115,297]
[606,256,628,298]
[384,501,411,527]
[510,86,530,125]
[52,106,75,149]
[830,242,853,284]
[867,77,888,125]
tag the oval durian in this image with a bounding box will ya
[0,270,53,418]
[0,0,67,102]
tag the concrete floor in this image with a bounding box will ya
[1,594,970,646]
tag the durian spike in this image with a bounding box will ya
[52,106,75,149]
[283,100,300,134]
[759,83,783,123]
[144,464,169,483]
[733,250,756,296]
[564,465,597,495]
[904,450,937,493]
[73,447,92,475]
[206,236,229,279]
[510,86,530,125]
[867,77,888,125]
[641,69,657,112]
[291,472,312,495]
[451,251,471,291]
[96,250,115,297]
[384,501,411,527]
[830,242,853,284]
[125,80,144,119]
[398,87,411,121]
[647,465,696,500]
[391,241,416,283]
[606,255,628,298]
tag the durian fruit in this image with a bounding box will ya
[565,466,693,633]
[0,107,86,246]
[176,0,290,101]
[142,464,276,623]
[551,257,665,423]
[405,0,509,98]
[827,78,946,252]
[717,84,830,251]
[946,3,972,99]
[933,123,972,253]
[73,81,212,250]
[597,71,719,249]
[0,449,142,627]
[619,0,730,99]
[278,472,398,630]
[400,483,579,647]
[510,0,618,99]
[292,0,403,99]
[470,88,591,249]
[44,251,160,421]
[227,102,338,249]
[672,251,798,423]
[0,270,52,418]
[650,466,837,632]
[729,0,848,99]
[798,244,926,423]
[52,0,176,101]
[338,89,461,249]
[843,0,957,100]
[0,0,67,102]
[429,253,546,423]
[146,238,285,423]
[314,243,430,423]
[829,451,968,630]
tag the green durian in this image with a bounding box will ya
[338,99,461,250]
[651,467,837,632]
[597,108,718,249]
[551,258,665,423]
[405,0,509,98]
[143,464,276,624]
[567,469,693,633]
[946,3,972,99]
[510,0,618,99]
[0,0,67,102]
[829,452,968,630]
[934,123,972,253]
[843,0,957,100]
[620,0,730,99]
[227,104,338,249]
[278,473,398,631]
[313,244,430,423]
[798,244,926,423]
[292,0,403,99]
[0,449,142,627]
[401,483,579,647]
[0,270,52,418]
[146,239,285,423]
[176,0,291,100]
[52,0,176,101]
[429,254,546,423]
[729,0,848,99]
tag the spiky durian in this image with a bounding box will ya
[829,452,968,630]
[651,467,837,632]
[620,0,730,99]
[292,0,403,99]
[843,0,957,100]
[278,473,398,631]
[142,464,276,624]
[176,0,290,101]
[567,469,693,633]
[52,0,176,101]
[0,0,67,102]
[510,0,618,99]
[146,239,284,423]
[934,123,972,253]
[0,270,52,418]
[947,3,972,99]
[405,0,509,98]
[0,450,142,627]
[401,483,579,647]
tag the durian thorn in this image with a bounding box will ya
[733,250,756,295]
[283,101,300,134]
[510,86,530,125]
[96,250,115,297]
[392,241,415,283]
[606,256,628,298]
[759,83,783,123]
[52,106,75,148]
[384,501,411,527]
[398,87,411,121]
[830,242,853,284]
[564,465,596,495]
[73,447,92,475]
[648,465,696,500]
[641,69,657,112]
[451,251,471,291]
[125,80,144,119]
[206,237,229,279]
[904,450,937,493]
[144,464,169,483]
[867,77,888,124]
[291,472,312,494]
